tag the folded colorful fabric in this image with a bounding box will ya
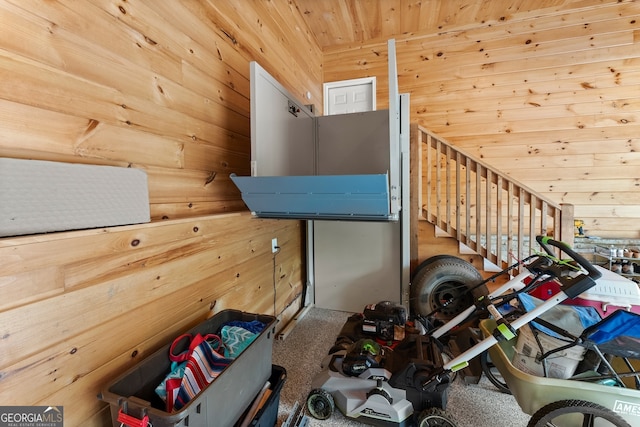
[221,325,257,359]
[155,322,266,411]
[156,333,232,412]
[155,361,186,403]
[171,334,232,411]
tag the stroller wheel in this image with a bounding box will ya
[306,388,334,420]
[480,350,510,394]
[417,407,457,427]
[527,399,631,427]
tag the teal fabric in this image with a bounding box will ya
[155,361,186,402]
[221,326,257,359]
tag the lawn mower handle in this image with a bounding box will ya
[535,235,601,298]
[435,238,602,377]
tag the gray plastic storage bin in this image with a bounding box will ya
[99,310,276,427]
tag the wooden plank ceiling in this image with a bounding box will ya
[294,0,590,49]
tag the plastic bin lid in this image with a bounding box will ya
[578,265,640,305]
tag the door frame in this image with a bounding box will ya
[323,77,377,115]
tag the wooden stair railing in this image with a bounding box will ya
[412,124,574,270]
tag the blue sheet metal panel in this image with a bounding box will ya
[230,174,392,220]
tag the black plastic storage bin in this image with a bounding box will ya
[99,310,276,427]
[239,365,286,427]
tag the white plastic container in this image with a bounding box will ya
[512,324,586,379]
[578,266,640,316]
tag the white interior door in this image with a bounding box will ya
[323,77,376,115]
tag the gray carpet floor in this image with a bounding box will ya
[272,306,531,427]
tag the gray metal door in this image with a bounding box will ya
[314,82,401,313]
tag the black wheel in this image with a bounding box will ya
[411,255,459,280]
[480,350,510,394]
[527,399,632,427]
[411,256,486,319]
[306,388,335,420]
[418,407,457,427]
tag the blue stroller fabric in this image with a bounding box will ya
[518,293,601,339]
[582,309,640,359]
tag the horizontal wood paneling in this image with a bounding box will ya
[0,213,303,426]
[323,0,640,239]
[0,1,319,425]
[0,0,322,220]
[2,2,638,424]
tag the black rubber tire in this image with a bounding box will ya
[480,350,511,394]
[411,255,486,319]
[306,388,335,420]
[411,255,460,281]
[417,407,457,427]
[527,399,632,427]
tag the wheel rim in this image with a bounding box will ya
[420,414,456,427]
[307,392,333,420]
[411,255,485,319]
[535,413,622,427]
[430,281,474,317]
[536,412,621,427]
[419,408,457,427]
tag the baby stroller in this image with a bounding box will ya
[306,236,603,426]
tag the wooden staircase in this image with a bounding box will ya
[410,124,575,276]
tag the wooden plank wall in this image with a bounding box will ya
[323,0,640,239]
[0,1,321,425]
